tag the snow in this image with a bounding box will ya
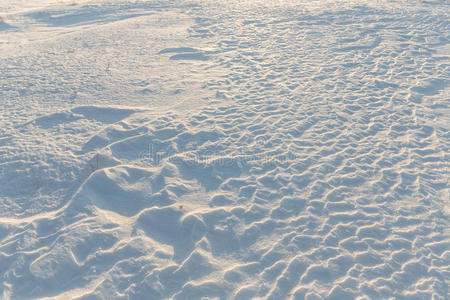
[1,0,449,299]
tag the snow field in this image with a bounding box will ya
[0,0,449,299]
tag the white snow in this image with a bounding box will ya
[1,0,449,299]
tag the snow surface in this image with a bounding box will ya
[0,0,449,299]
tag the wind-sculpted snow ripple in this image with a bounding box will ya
[0,0,448,299]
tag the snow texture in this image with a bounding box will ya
[0,0,449,299]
